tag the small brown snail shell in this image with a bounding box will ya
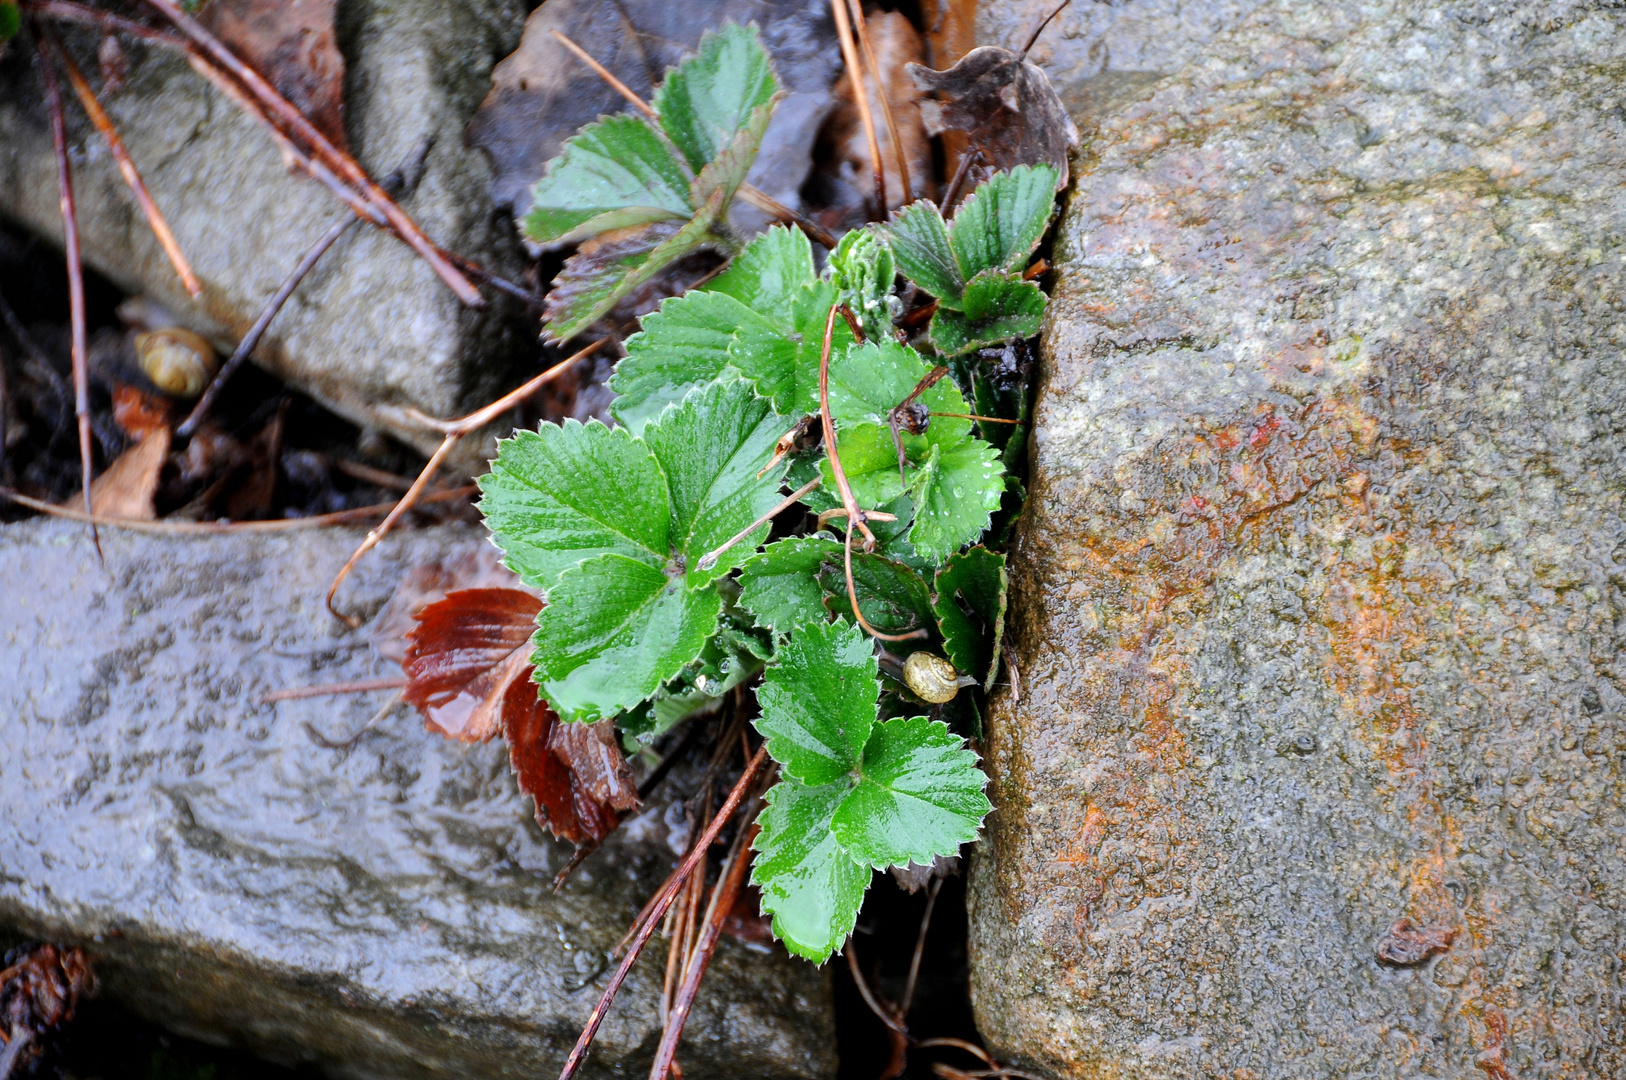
[136,327,217,398]
[903,651,960,704]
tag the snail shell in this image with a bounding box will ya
[136,327,217,398]
[903,651,960,704]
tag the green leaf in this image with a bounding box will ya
[522,115,693,247]
[832,716,991,870]
[690,101,773,211]
[655,23,779,173]
[622,612,769,740]
[907,438,1005,562]
[708,224,817,311]
[933,548,1008,690]
[609,289,753,435]
[755,620,878,785]
[532,554,722,722]
[948,164,1058,280]
[739,536,844,636]
[0,2,19,43]
[545,204,723,343]
[478,420,669,591]
[731,279,857,415]
[751,776,871,963]
[929,271,1046,355]
[826,341,967,435]
[888,200,963,304]
[819,553,934,637]
[829,227,897,342]
[641,378,792,585]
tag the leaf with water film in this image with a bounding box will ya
[929,270,1046,355]
[754,620,877,785]
[819,553,935,638]
[738,536,843,636]
[933,547,1007,690]
[522,115,693,247]
[751,775,870,963]
[655,22,779,172]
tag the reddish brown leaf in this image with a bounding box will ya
[1,943,94,1039]
[402,587,638,844]
[403,587,540,742]
[372,546,522,663]
[200,0,347,150]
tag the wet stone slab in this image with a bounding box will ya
[0,518,834,1080]
[970,1,1626,1078]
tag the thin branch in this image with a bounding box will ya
[1019,0,1074,58]
[326,339,605,627]
[141,0,482,306]
[941,146,982,210]
[830,0,886,216]
[932,412,1020,424]
[843,521,929,643]
[558,743,770,1080]
[847,0,911,203]
[818,302,875,548]
[304,690,400,749]
[900,875,942,1016]
[844,939,910,1037]
[548,27,839,250]
[35,24,98,557]
[260,677,407,704]
[23,1,181,46]
[696,476,821,572]
[54,38,200,296]
[0,483,475,534]
[916,1038,996,1068]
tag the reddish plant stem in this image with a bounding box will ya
[140,0,481,306]
[34,25,98,556]
[558,743,770,1080]
[940,146,982,211]
[0,483,474,534]
[261,677,408,704]
[23,0,181,46]
[818,302,875,548]
[53,36,201,296]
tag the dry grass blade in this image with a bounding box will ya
[558,743,770,1080]
[0,483,475,534]
[900,875,943,1015]
[261,677,408,704]
[140,0,481,306]
[830,0,885,216]
[846,0,911,203]
[844,939,911,1037]
[34,25,98,557]
[326,339,605,627]
[53,39,200,296]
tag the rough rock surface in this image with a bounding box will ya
[969,2,1626,1078]
[0,1,532,456]
[0,519,834,1080]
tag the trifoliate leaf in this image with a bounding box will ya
[755,620,878,785]
[731,279,858,416]
[929,270,1046,355]
[708,224,817,311]
[739,536,843,636]
[831,715,991,869]
[933,547,1007,691]
[531,554,722,722]
[907,438,1005,563]
[655,23,779,173]
[690,99,773,211]
[829,226,898,342]
[825,341,967,435]
[948,165,1058,280]
[621,613,768,741]
[522,115,693,247]
[543,209,721,343]
[819,553,934,637]
[888,200,963,304]
[478,420,670,591]
[751,776,871,963]
[609,289,751,435]
[642,378,794,585]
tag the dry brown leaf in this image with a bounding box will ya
[371,545,521,663]
[820,11,934,215]
[81,427,169,521]
[908,45,1078,190]
[110,382,171,440]
[200,0,347,150]
[1,943,95,1044]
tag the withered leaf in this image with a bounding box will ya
[908,46,1078,190]
[201,0,347,149]
[1,943,94,1038]
[85,427,169,521]
[372,545,521,663]
[403,588,639,844]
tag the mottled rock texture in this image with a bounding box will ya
[969,2,1626,1078]
[0,1,532,457]
[0,519,834,1080]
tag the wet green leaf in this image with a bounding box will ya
[738,536,843,636]
[655,23,779,172]
[819,552,935,637]
[522,115,692,247]
[731,279,857,415]
[755,621,877,784]
[930,270,1046,355]
[948,164,1058,280]
[888,199,962,303]
[751,776,870,963]
[829,226,897,342]
[933,547,1007,690]
[543,209,721,343]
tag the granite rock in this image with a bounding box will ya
[0,518,834,1080]
[969,2,1626,1077]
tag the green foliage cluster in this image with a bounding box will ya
[488,23,1057,962]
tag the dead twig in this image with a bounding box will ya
[23,1,181,46]
[35,24,98,557]
[326,338,606,627]
[559,743,770,1080]
[260,677,408,704]
[940,146,982,210]
[1019,0,1074,58]
[0,482,475,534]
[818,302,875,549]
[695,476,821,572]
[830,0,886,217]
[303,690,401,749]
[548,27,840,250]
[141,0,482,306]
[844,939,911,1037]
[900,875,942,1016]
[53,37,200,296]
[932,412,1019,425]
[846,0,911,204]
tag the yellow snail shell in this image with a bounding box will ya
[136,327,217,398]
[903,651,960,704]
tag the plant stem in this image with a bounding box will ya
[0,483,475,534]
[846,0,912,204]
[900,875,942,1015]
[53,37,200,296]
[695,476,821,571]
[260,677,409,704]
[830,0,886,216]
[818,302,875,548]
[842,522,929,643]
[844,939,910,1036]
[1019,0,1074,57]
[34,24,98,557]
[941,146,982,210]
[558,743,769,1080]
